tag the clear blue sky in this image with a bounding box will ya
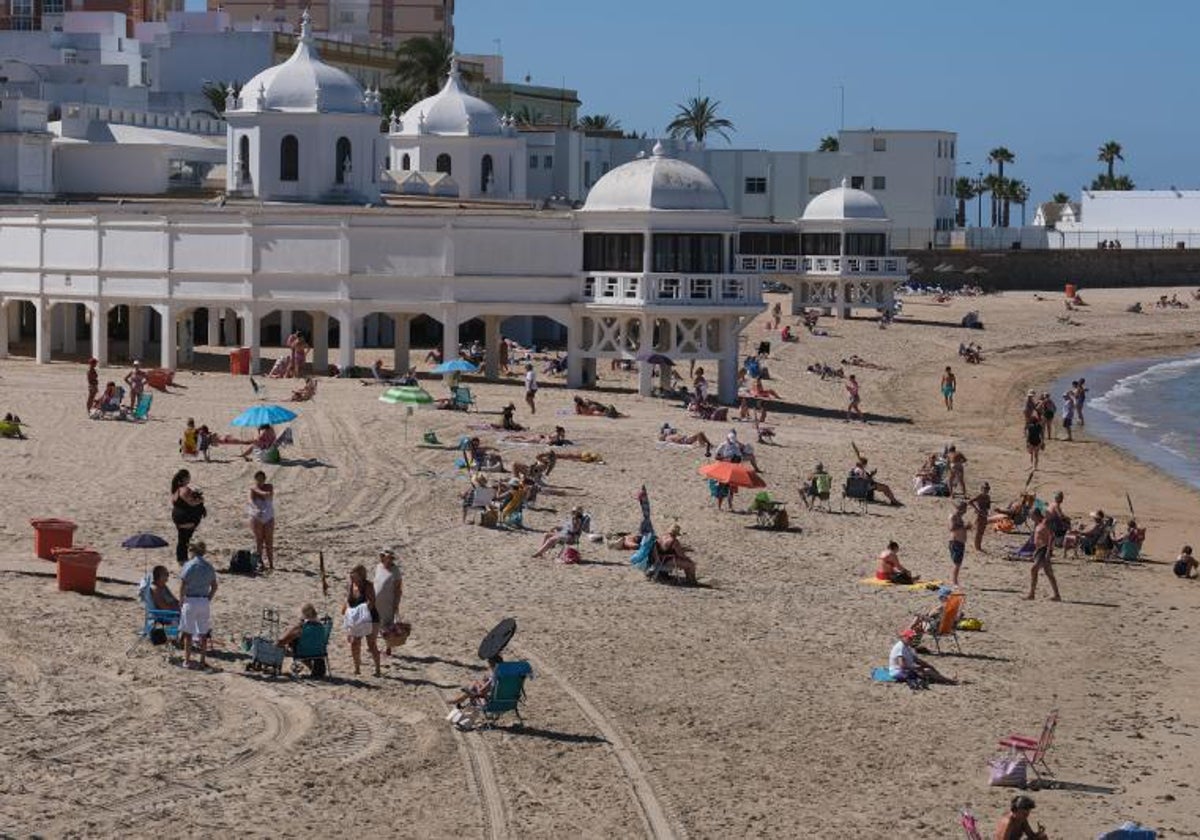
[455,0,1198,206]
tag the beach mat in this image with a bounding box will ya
[871,667,900,683]
[859,577,945,591]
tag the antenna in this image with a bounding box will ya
[836,84,845,131]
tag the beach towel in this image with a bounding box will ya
[630,533,655,571]
[859,577,945,591]
[871,667,900,683]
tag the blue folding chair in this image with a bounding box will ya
[126,575,180,657]
[290,617,333,678]
[479,660,533,727]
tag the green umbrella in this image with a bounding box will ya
[380,386,434,405]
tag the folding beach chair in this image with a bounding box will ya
[290,616,333,679]
[750,491,789,530]
[452,386,476,411]
[1005,535,1036,562]
[125,574,180,657]
[998,709,1058,781]
[841,474,873,514]
[959,807,984,840]
[465,486,496,524]
[499,486,527,529]
[459,660,532,729]
[131,392,153,421]
[930,592,965,654]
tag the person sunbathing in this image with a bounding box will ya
[424,348,443,364]
[658,424,713,456]
[889,629,955,685]
[466,437,504,471]
[1,413,26,439]
[876,541,916,584]
[1065,510,1111,556]
[449,655,503,709]
[290,377,317,402]
[573,396,622,418]
[96,382,120,412]
[276,603,323,651]
[909,585,953,634]
[654,524,698,584]
[240,424,276,461]
[531,507,586,558]
[851,457,901,506]
[513,450,556,483]
[988,493,1035,526]
[799,463,830,510]
[500,403,523,432]
[1113,519,1145,559]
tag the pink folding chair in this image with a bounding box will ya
[959,807,983,840]
[998,708,1058,780]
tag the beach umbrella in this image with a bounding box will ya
[379,385,433,405]
[122,532,169,549]
[636,352,675,367]
[431,358,479,374]
[478,617,517,660]
[231,404,297,427]
[698,461,766,489]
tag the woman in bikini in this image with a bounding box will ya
[248,470,275,571]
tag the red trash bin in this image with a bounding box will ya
[230,347,251,376]
[30,518,77,560]
[52,547,102,594]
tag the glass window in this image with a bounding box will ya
[845,233,887,256]
[335,136,352,184]
[529,154,538,170]
[738,231,800,255]
[873,137,887,152]
[850,176,865,189]
[873,175,886,190]
[42,0,65,12]
[801,233,841,255]
[436,153,451,175]
[582,233,644,272]
[808,177,831,195]
[651,234,723,273]
[950,141,955,159]
[238,135,250,182]
[401,153,410,171]
[480,154,493,193]
[744,177,767,194]
[543,155,553,169]
[280,135,299,181]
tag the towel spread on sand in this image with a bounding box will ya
[871,667,900,682]
[858,577,945,591]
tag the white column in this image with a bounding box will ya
[34,300,50,364]
[566,313,584,388]
[279,310,293,345]
[128,305,145,362]
[60,304,78,355]
[239,308,259,373]
[312,311,329,373]
[207,306,222,346]
[178,314,195,365]
[717,317,738,404]
[335,309,355,371]
[440,305,459,367]
[393,313,410,374]
[790,282,806,315]
[636,314,653,396]
[157,305,177,370]
[0,302,9,359]
[89,303,108,365]
[483,315,500,380]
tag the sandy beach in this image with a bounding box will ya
[2,286,1199,838]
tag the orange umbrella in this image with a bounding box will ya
[698,461,766,488]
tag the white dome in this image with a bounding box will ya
[802,180,888,221]
[583,143,728,212]
[239,11,367,114]
[398,60,503,137]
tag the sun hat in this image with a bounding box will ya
[936,585,954,599]
[379,547,396,559]
[508,477,522,486]
[900,629,917,642]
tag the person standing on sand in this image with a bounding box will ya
[940,366,956,410]
[125,360,147,410]
[1074,378,1089,426]
[1061,391,1076,441]
[524,363,538,415]
[1026,509,1062,601]
[946,446,967,496]
[177,540,217,670]
[86,358,99,412]
[968,482,992,552]
[845,374,863,421]
[1025,410,1043,469]
[1039,393,1056,442]
[949,501,968,585]
[248,470,275,571]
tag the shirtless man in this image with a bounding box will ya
[940,366,957,410]
[968,482,992,552]
[994,795,1048,840]
[658,424,714,457]
[1026,509,1062,601]
[845,374,863,422]
[949,501,968,585]
[946,446,967,496]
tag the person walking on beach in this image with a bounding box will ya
[1039,393,1056,442]
[1025,409,1044,469]
[344,564,382,677]
[170,469,206,566]
[373,548,404,656]
[86,357,99,412]
[524,363,538,415]
[845,374,863,422]
[949,501,968,585]
[940,366,957,410]
[248,470,275,571]
[1026,509,1062,602]
[969,482,992,552]
[177,540,217,670]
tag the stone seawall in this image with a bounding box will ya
[901,250,1200,291]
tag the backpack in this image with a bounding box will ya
[229,550,259,576]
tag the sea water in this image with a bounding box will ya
[1052,354,1200,490]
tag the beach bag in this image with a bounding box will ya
[559,546,581,565]
[478,508,498,528]
[229,550,259,576]
[988,754,1028,788]
[957,617,983,632]
[890,570,914,585]
[381,621,412,647]
[342,603,374,638]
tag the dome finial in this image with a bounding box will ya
[299,7,312,43]
[840,176,849,188]
[651,140,665,158]
[448,55,461,84]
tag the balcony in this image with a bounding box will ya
[582,273,761,307]
[736,254,904,276]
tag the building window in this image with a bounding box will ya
[401,153,410,171]
[280,134,299,181]
[543,155,554,169]
[652,234,723,273]
[601,277,619,298]
[845,233,887,256]
[744,177,767,194]
[42,0,64,12]
[872,176,886,190]
[529,154,538,170]
[801,233,841,255]
[950,141,955,159]
[335,136,352,184]
[808,177,831,195]
[850,176,865,189]
[873,137,887,152]
[436,153,452,175]
[624,278,640,299]
[738,231,800,256]
[238,135,250,182]
[480,154,494,193]
[582,233,644,272]
[689,278,713,300]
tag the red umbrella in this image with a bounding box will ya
[698,461,766,489]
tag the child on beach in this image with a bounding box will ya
[1174,546,1197,579]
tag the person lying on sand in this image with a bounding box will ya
[889,629,955,685]
[512,451,556,483]
[876,540,916,584]
[841,355,888,370]
[290,377,317,402]
[503,426,570,446]
[658,423,714,456]
[499,403,523,432]
[573,396,623,418]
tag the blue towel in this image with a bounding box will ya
[630,533,655,570]
[871,666,899,683]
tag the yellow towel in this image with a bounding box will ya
[858,577,945,591]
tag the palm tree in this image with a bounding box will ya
[818,135,839,152]
[1052,192,1070,204]
[987,147,1015,227]
[666,96,735,146]
[1112,174,1136,190]
[393,34,456,99]
[578,114,622,132]
[196,80,242,119]
[981,174,1001,227]
[1008,179,1030,226]
[513,105,546,127]
[1097,141,1124,183]
[953,176,976,227]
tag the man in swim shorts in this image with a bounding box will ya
[948,501,968,585]
[1025,509,1062,602]
[940,366,956,410]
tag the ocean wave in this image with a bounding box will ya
[1089,354,1200,429]
[1155,430,1198,461]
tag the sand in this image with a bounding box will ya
[2,286,1199,838]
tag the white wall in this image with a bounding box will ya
[148,31,274,94]
[53,144,169,195]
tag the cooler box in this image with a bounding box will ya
[230,347,251,376]
[30,518,77,560]
[1065,283,1076,298]
[52,547,102,594]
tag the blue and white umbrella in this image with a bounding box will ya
[231,404,298,427]
[431,358,479,374]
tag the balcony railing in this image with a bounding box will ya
[737,254,904,276]
[582,272,761,306]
